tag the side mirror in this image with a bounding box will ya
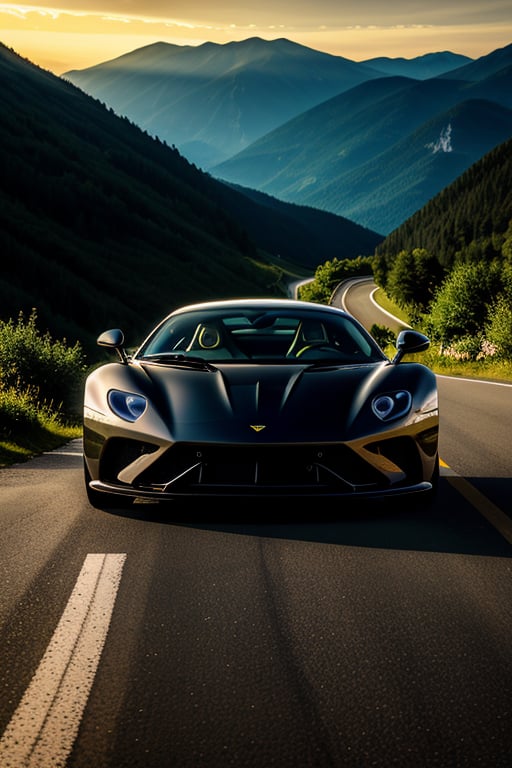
[97,329,128,363]
[392,329,430,364]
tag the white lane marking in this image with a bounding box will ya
[43,451,82,456]
[0,553,126,768]
[436,374,512,387]
[369,287,412,328]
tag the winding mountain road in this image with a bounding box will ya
[0,280,511,768]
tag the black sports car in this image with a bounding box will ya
[83,298,439,507]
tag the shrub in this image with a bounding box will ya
[370,324,395,350]
[0,309,87,418]
[298,256,374,304]
[440,334,486,361]
[426,261,503,345]
[0,384,41,439]
[485,294,512,359]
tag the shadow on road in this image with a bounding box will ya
[103,475,512,558]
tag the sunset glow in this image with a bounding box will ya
[1,2,511,74]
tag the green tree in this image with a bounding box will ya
[386,248,445,315]
[426,261,503,346]
[485,262,512,358]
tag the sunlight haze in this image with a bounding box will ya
[1,1,511,74]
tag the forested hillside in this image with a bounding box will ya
[0,43,380,357]
[301,131,512,365]
[0,44,273,354]
[374,136,512,272]
[371,137,512,360]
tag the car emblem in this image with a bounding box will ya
[250,425,266,432]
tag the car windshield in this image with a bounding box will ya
[135,307,386,365]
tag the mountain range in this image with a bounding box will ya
[63,37,471,170]
[2,36,510,359]
[0,42,381,355]
[64,38,512,235]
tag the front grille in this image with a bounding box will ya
[134,443,386,496]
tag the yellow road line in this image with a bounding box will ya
[441,459,512,545]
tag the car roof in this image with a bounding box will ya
[168,298,348,317]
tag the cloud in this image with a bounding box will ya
[1,1,511,74]
[4,1,512,27]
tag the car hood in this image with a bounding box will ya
[128,360,434,443]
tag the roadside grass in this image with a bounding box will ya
[373,287,512,383]
[0,416,81,468]
[421,350,512,382]
[372,287,411,325]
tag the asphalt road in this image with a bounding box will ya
[0,282,511,768]
[336,276,512,515]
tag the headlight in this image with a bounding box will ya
[372,391,412,421]
[108,390,147,421]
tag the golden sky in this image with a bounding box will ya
[1,1,512,74]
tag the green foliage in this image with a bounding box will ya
[384,248,445,315]
[0,45,294,358]
[423,261,504,348]
[298,255,374,303]
[370,324,396,350]
[0,308,85,464]
[502,221,512,263]
[0,309,87,417]
[485,292,512,359]
[1,43,382,359]
[437,334,487,362]
[369,135,512,362]
[370,288,512,380]
[0,384,41,439]
[0,397,81,465]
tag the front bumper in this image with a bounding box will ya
[85,432,438,500]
